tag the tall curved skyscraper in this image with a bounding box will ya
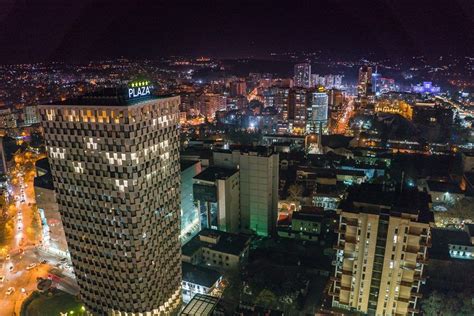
[39,84,182,315]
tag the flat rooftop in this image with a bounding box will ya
[47,87,175,107]
[340,184,434,223]
[182,262,221,288]
[180,160,200,172]
[182,228,250,257]
[180,294,219,316]
[194,166,238,182]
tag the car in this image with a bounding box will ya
[0,276,5,282]
[6,255,10,260]
[26,263,37,270]
[40,260,47,264]
[5,287,15,295]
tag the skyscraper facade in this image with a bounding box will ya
[294,63,312,88]
[330,185,433,316]
[39,84,182,315]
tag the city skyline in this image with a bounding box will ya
[0,1,473,315]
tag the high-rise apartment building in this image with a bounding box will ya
[213,147,279,237]
[288,88,308,134]
[306,91,329,133]
[330,185,434,316]
[358,65,373,98]
[263,87,289,121]
[294,63,312,88]
[39,84,182,315]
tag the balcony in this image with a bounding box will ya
[411,292,423,299]
[408,307,420,313]
[342,217,358,227]
[340,285,351,291]
[335,227,346,234]
[399,280,413,288]
[397,296,410,303]
[344,236,357,244]
[329,290,340,297]
[414,273,426,282]
[341,269,353,276]
[416,256,428,265]
[405,245,419,254]
[333,244,344,250]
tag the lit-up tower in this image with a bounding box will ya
[39,82,182,315]
[294,63,312,88]
[357,65,373,98]
[306,90,329,133]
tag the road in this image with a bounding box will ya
[333,97,355,135]
[0,150,78,315]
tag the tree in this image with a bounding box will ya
[255,289,277,308]
[287,184,303,201]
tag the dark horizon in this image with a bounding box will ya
[0,0,473,64]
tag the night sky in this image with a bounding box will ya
[0,0,473,63]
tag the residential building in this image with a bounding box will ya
[306,90,329,132]
[294,63,311,88]
[330,185,434,315]
[39,84,182,315]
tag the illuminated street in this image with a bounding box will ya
[333,96,355,135]
[0,150,78,315]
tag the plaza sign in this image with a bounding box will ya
[128,81,152,98]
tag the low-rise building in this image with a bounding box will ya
[182,262,222,303]
[180,294,223,316]
[182,229,250,270]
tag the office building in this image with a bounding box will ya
[193,166,240,233]
[330,185,434,315]
[213,147,279,236]
[306,90,329,133]
[39,84,182,315]
[182,262,222,303]
[294,63,311,88]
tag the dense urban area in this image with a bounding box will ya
[0,53,473,315]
